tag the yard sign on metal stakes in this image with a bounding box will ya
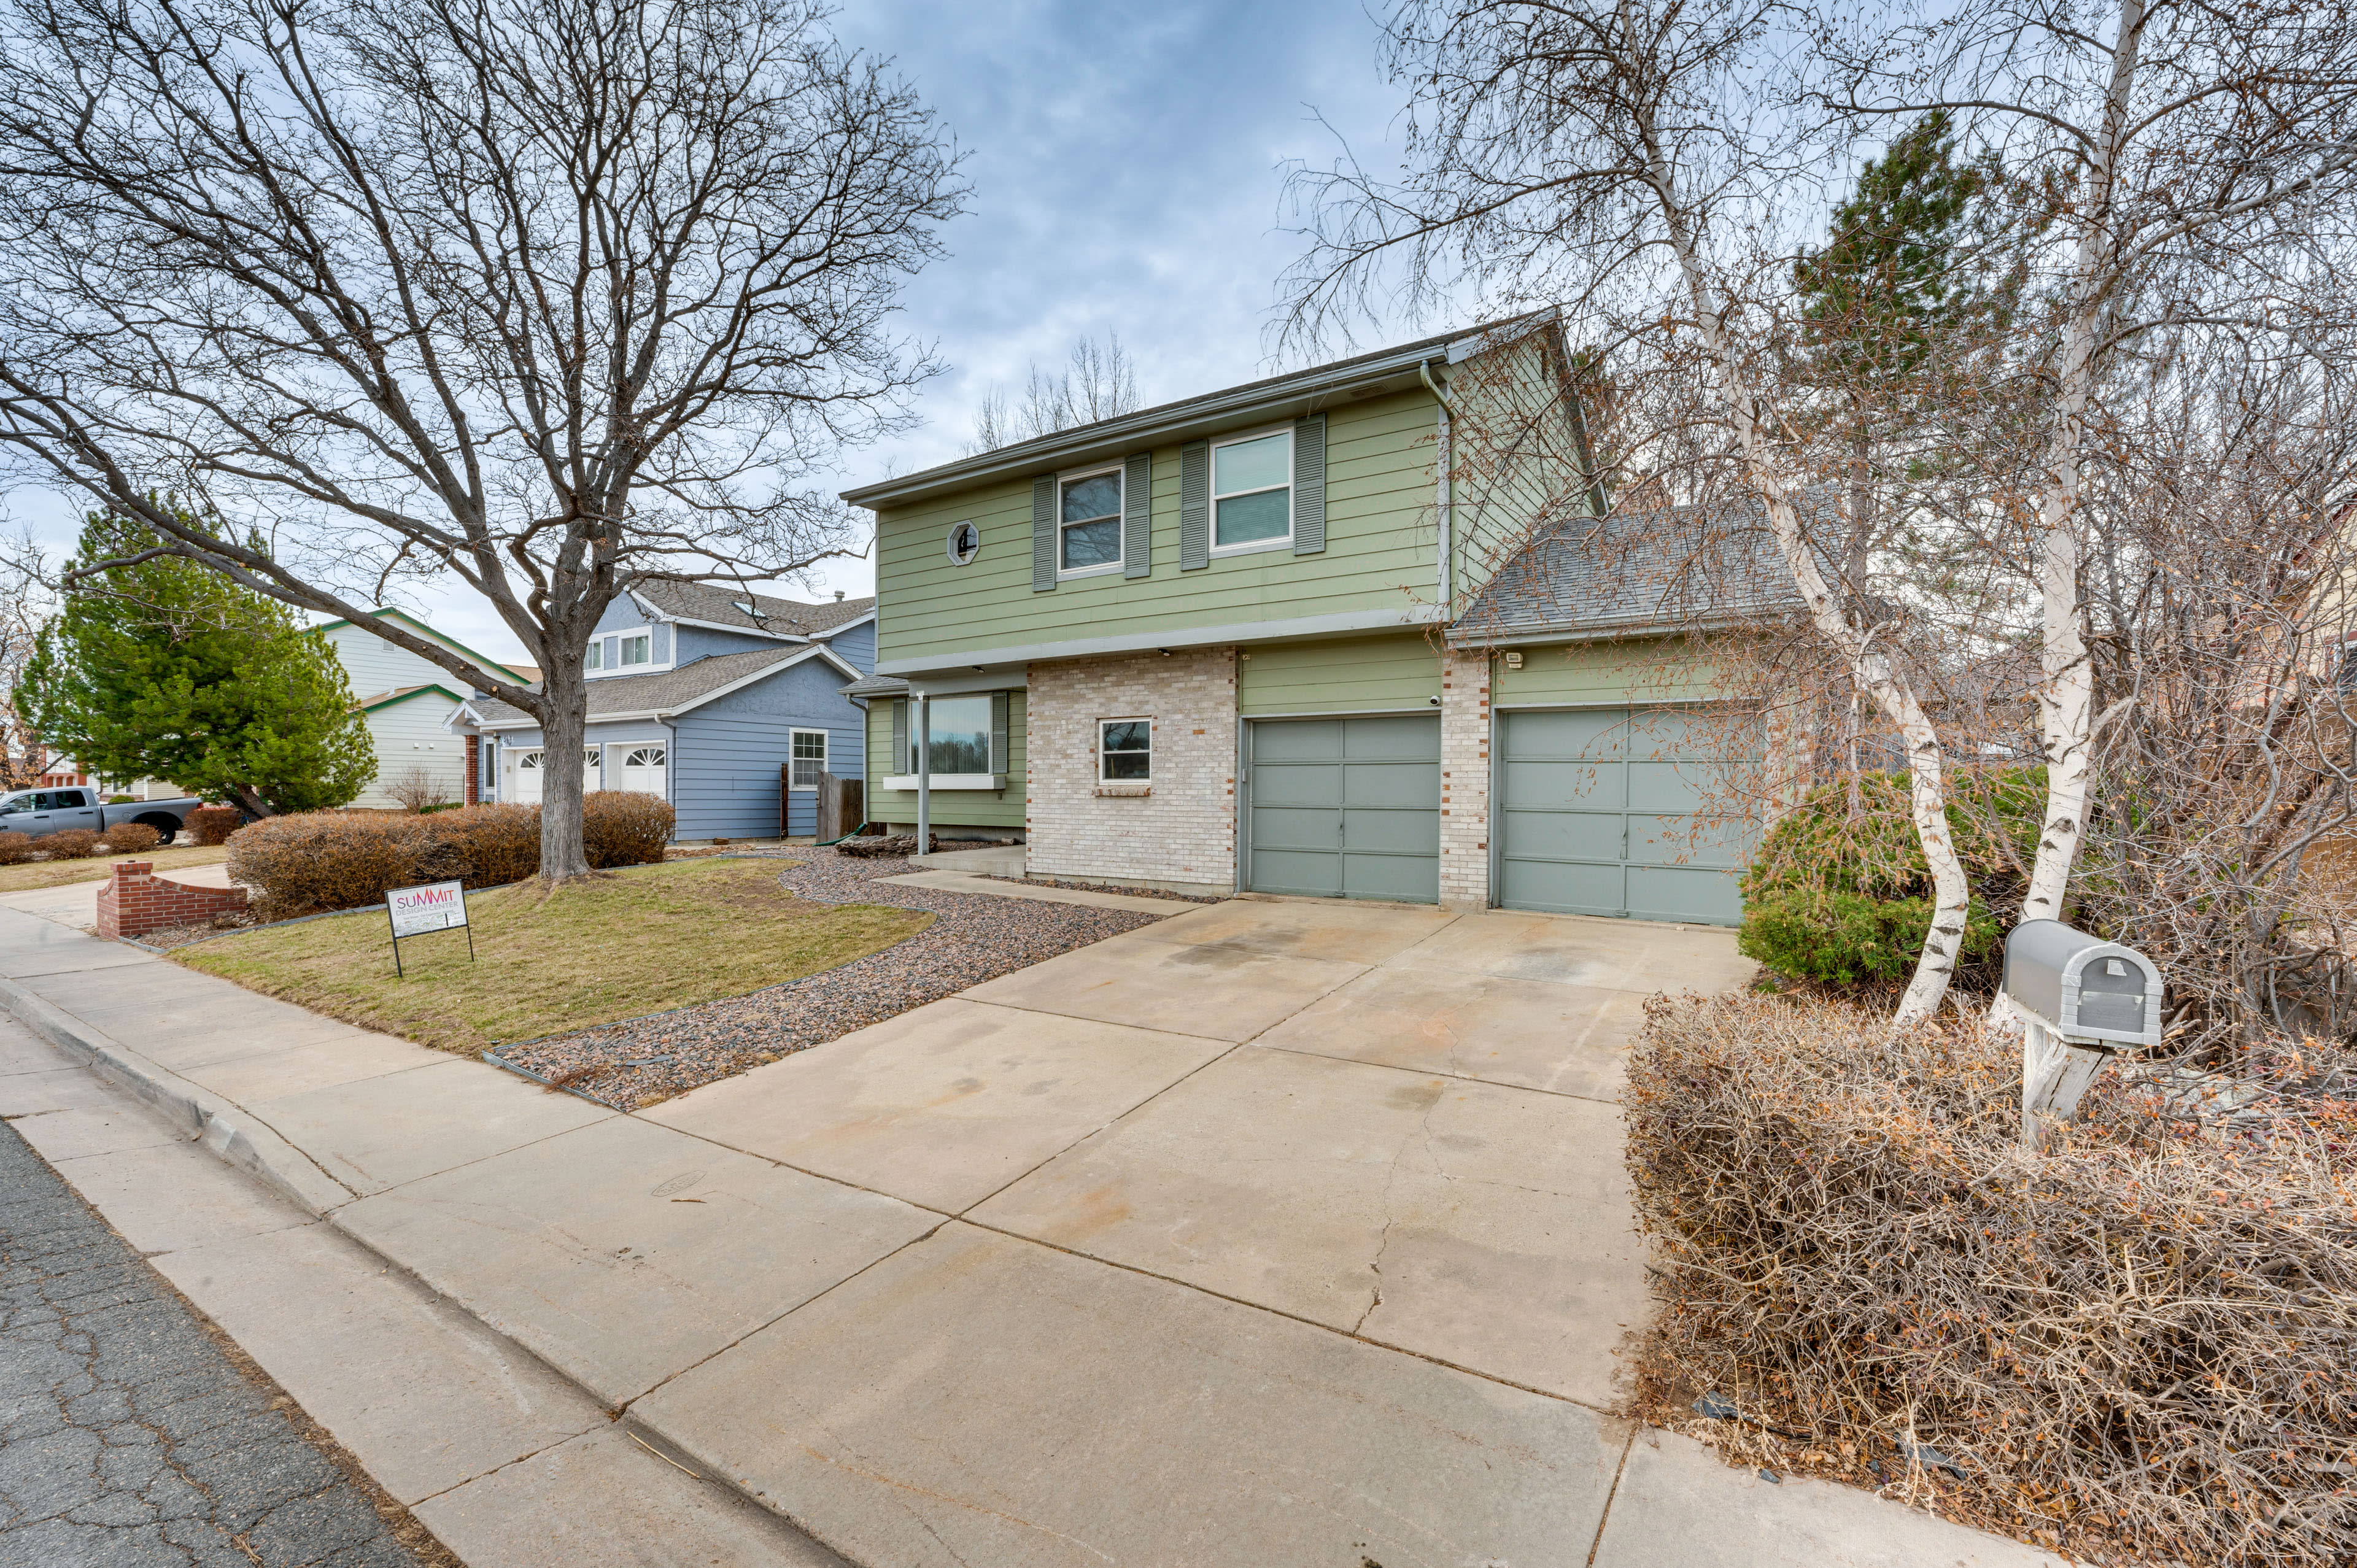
[384,880,473,978]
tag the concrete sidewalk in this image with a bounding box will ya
[0,896,2066,1568]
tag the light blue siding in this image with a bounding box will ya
[824,619,876,673]
[673,655,864,838]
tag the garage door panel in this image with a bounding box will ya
[1250,765,1341,809]
[1499,705,1752,926]
[1342,807,1439,855]
[1626,812,1750,869]
[1343,714,1439,760]
[1503,759,1624,809]
[1250,849,1343,898]
[1500,808,1623,862]
[1500,858,1625,916]
[1628,865,1744,924]
[1343,852,1440,903]
[1503,708,1625,760]
[1251,806,1338,851]
[1254,720,1343,763]
[1344,762,1440,809]
[1248,715,1438,905]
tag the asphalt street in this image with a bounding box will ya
[0,1111,444,1568]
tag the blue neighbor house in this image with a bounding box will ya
[448,583,876,841]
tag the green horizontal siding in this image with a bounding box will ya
[1491,638,1728,706]
[1238,634,1441,715]
[875,390,1440,667]
[861,691,1028,830]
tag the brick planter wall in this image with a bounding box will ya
[1025,647,1238,892]
[96,861,249,940]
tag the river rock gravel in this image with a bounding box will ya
[498,848,1175,1109]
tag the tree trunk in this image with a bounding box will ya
[226,783,275,817]
[535,658,592,886]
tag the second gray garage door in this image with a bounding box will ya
[1247,714,1439,903]
[1497,706,1752,924]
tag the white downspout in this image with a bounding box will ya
[914,690,931,859]
[1420,360,1455,616]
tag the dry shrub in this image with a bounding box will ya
[228,803,547,917]
[581,791,672,868]
[42,828,100,859]
[184,805,241,845]
[103,822,161,854]
[0,832,34,865]
[1627,994,2357,1566]
[384,765,451,814]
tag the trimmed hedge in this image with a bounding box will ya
[228,795,675,918]
[184,805,242,845]
[1738,768,2040,988]
[103,822,163,854]
[44,828,100,860]
[0,832,34,865]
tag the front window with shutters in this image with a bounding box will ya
[1212,427,1292,552]
[789,729,827,790]
[1058,467,1123,576]
[908,695,992,774]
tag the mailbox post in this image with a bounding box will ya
[2000,921,2162,1147]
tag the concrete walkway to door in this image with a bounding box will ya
[0,894,2063,1567]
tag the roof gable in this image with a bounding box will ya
[318,608,528,684]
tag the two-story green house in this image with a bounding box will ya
[840,313,1773,921]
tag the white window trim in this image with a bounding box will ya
[1055,462,1125,579]
[586,624,675,679]
[788,728,828,790]
[1097,716,1152,784]
[1209,422,1295,556]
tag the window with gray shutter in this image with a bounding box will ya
[1122,453,1152,578]
[1032,477,1056,592]
[1178,441,1209,570]
[1292,414,1326,554]
[891,698,907,775]
[990,690,1010,775]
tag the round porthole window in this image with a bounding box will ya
[945,520,980,565]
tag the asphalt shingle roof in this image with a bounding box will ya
[1452,498,1805,645]
[635,581,875,638]
[465,647,815,726]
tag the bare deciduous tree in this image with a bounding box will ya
[0,0,966,884]
[964,333,1140,454]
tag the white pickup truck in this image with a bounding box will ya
[0,787,208,845]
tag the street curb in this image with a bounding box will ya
[0,975,355,1216]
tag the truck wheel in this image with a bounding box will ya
[133,813,179,846]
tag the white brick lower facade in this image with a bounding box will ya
[1438,647,1492,910]
[1024,648,1237,892]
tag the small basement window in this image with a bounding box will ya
[789,729,827,790]
[1099,719,1150,782]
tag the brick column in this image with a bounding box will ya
[1438,647,1493,911]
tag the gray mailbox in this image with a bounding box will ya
[2001,920,2162,1048]
[2002,921,2162,1146]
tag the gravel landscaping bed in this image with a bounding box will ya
[980,872,1223,903]
[498,848,1180,1108]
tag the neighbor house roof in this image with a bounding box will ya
[629,581,876,641]
[315,606,532,685]
[352,683,466,713]
[841,309,1562,512]
[454,644,861,731]
[1451,498,1805,646]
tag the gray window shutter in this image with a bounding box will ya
[1032,477,1056,592]
[891,698,907,776]
[1179,441,1209,571]
[990,690,1010,775]
[1122,453,1152,579]
[1292,414,1326,555]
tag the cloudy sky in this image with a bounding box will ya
[10,0,1431,670]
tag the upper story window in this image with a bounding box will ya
[1212,428,1292,551]
[584,640,603,672]
[1059,468,1123,575]
[619,633,651,666]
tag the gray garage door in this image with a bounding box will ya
[1497,706,1752,924]
[1247,714,1440,903]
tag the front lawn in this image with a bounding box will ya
[172,857,930,1053]
[0,843,230,894]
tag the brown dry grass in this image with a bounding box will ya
[1627,992,2357,1567]
[172,857,928,1052]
